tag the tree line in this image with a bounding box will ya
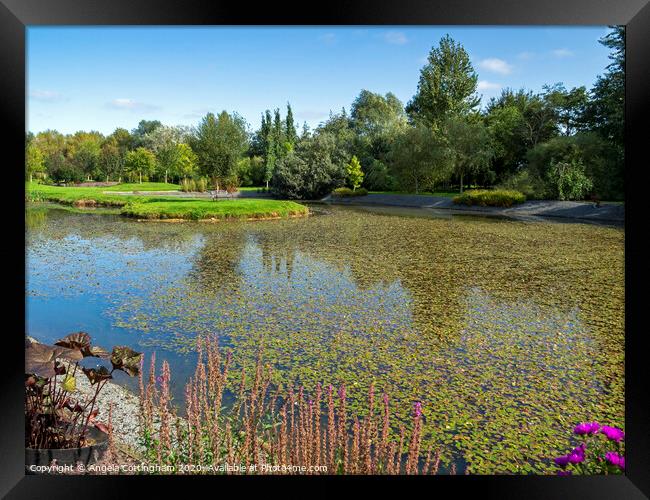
[26,27,624,201]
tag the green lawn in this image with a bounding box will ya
[121,199,308,220]
[103,182,180,191]
[26,183,307,221]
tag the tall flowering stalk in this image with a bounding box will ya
[140,335,444,475]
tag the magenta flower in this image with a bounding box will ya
[601,426,625,442]
[574,421,600,435]
[156,375,164,385]
[557,470,572,476]
[568,451,585,464]
[605,452,625,470]
[413,402,422,418]
[554,455,570,468]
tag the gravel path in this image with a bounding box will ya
[323,193,624,224]
[105,189,271,199]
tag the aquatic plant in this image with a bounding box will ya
[139,335,444,475]
[25,333,142,450]
[553,422,625,475]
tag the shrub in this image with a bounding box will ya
[549,159,593,201]
[453,189,526,207]
[332,187,369,197]
[498,169,552,200]
[196,177,208,193]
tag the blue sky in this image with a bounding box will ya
[27,26,614,135]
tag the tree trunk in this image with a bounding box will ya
[29,173,33,183]
[139,171,142,184]
[460,172,464,193]
[415,177,419,194]
[164,170,168,184]
[266,180,269,190]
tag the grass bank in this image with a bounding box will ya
[26,183,308,221]
[121,199,308,220]
[103,182,180,191]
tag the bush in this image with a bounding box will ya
[196,177,208,193]
[332,187,369,197]
[549,159,593,201]
[453,189,526,207]
[498,169,552,200]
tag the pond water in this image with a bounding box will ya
[25,203,625,473]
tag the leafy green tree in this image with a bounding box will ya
[67,132,104,180]
[350,90,407,186]
[444,116,494,192]
[271,133,346,199]
[285,103,297,146]
[98,138,124,182]
[390,125,449,194]
[26,142,46,182]
[124,147,156,183]
[346,155,364,191]
[191,111,248,190]
[542,83,589,136]
[406,35,479,128]
[143,125,190,183]
[131,120,162,147]
[175,143,199,181]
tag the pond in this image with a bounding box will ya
[25,203,625,474]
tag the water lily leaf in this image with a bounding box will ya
[82,366,112,385]
[55,332,91,351]
[110,346,142,377]
[25,342,83,377]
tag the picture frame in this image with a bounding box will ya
[2,0,648,496]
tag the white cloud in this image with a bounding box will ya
[107,98,160,113]
[383,31,408,45]
[552,48,574,58]
[517,51,535,60]
[29,89,63,102]
[477,81,502,91]
[478,58,513,75]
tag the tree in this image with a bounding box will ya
[175,143,199,181]
[98,138,124,182]
[350,90,407,185]
[390,125,449,194]
[346,155,364,191]
[26,142,46,182]
[143,125,189,183]
[285,103,298,146]
[124,147,156,183]
[542,83,588,136]
[190,111,248,190]
[271,133,346,199]
[67,132,103,180]
[444,116,494,192]
[406,35,479,128]
[131,120,162,147]
[549,158,593,201]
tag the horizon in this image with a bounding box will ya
[27,25,614,135]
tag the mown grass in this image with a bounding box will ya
[26,183,308,221]
[103,182,180,192]
[121,199,308,220]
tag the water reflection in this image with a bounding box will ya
[25,204,624,473]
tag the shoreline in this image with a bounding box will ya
[320,194,624,225]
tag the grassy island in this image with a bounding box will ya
[26,183,308,221]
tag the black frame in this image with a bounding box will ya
[2,0,649,497]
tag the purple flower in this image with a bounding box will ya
[574,421,600,435]
[156,375,164,385]
[554,455,570,468]
[601,426,625,442]
[413,402,422,418]
[567,451,585,464]
[557,470,572,476]
[605,452,625,470]
[571,444,586,458]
